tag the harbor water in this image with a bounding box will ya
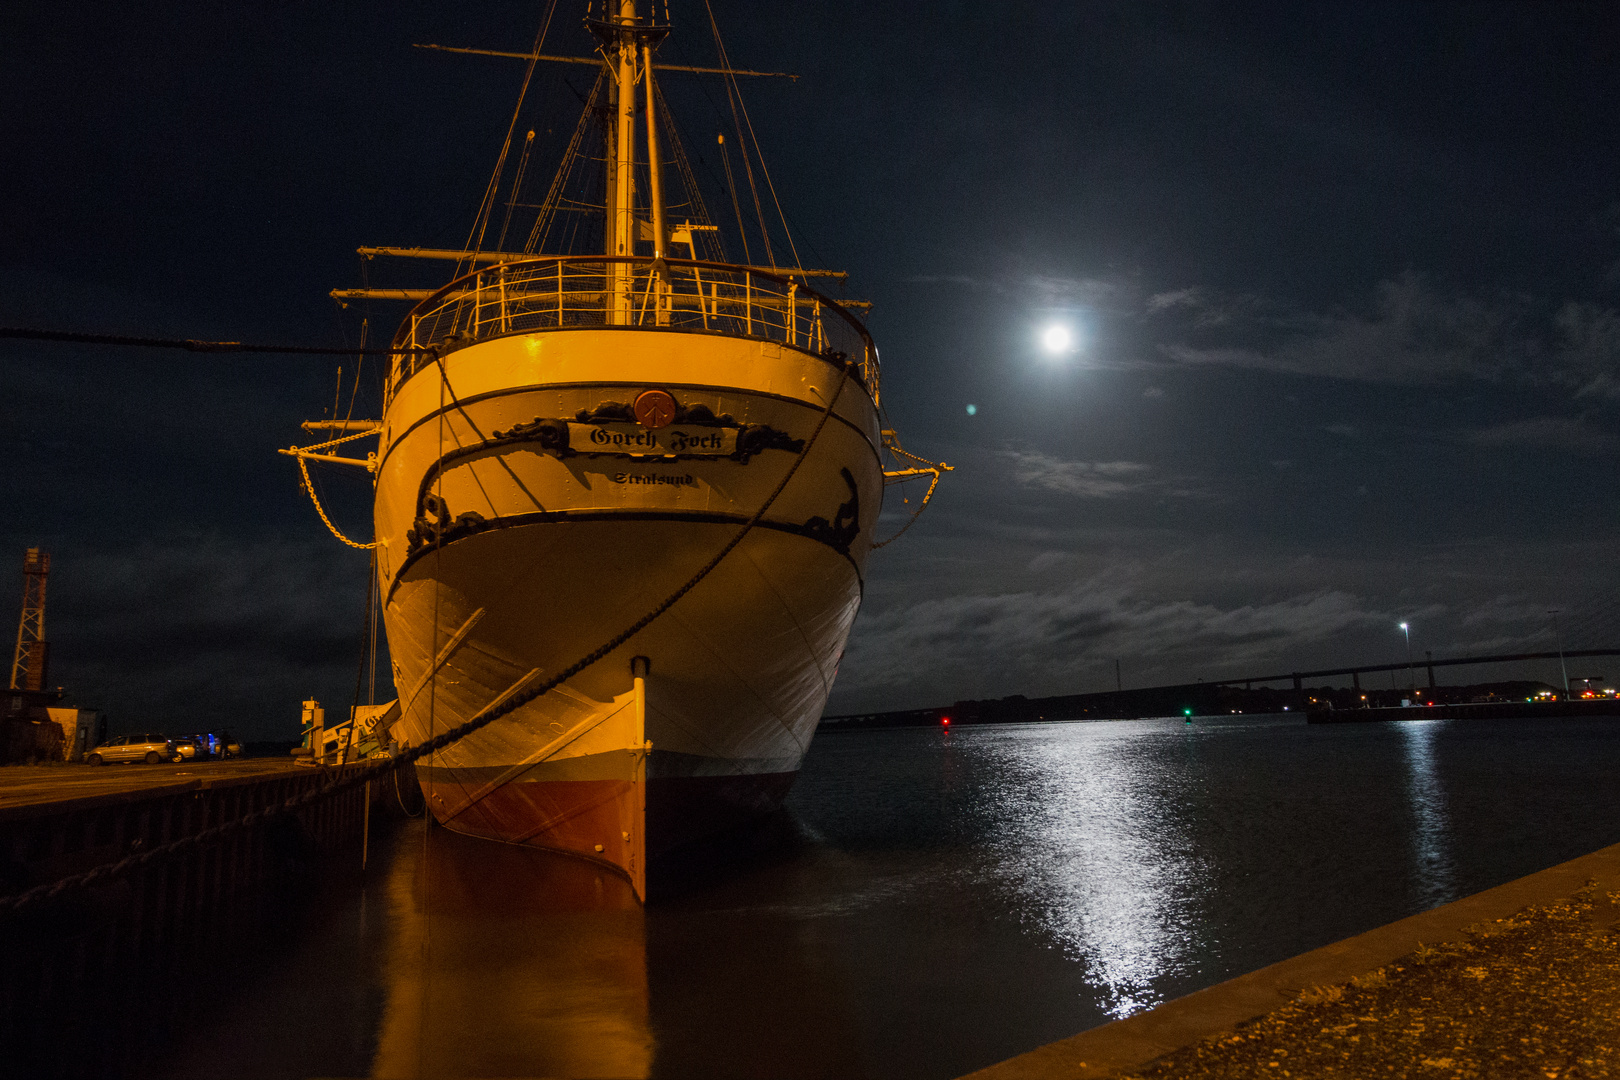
[137,714,1620,1079]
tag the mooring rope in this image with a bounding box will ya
[0,326,423,356]
[0,360,855,916]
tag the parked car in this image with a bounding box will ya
[170,736,201,762]
[86,734,177,766]
[177,732,238,759]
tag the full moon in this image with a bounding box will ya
[1041,324,1072,353]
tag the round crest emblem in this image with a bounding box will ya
[633,389,677,429]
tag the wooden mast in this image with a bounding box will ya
[609,0,638,324]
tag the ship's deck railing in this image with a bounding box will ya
[389,255,878,402]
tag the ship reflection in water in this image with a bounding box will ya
[141,715,1620,1080]
[369,827,651,1079]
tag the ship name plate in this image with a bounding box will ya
[571,421,738,457]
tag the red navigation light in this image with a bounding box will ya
[941,717,951,726]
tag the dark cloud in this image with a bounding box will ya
[1557,302,1620,398]
[41,535,374,736]
[839,572,1391,705]
[1149,274,1620,396]
[902,272,1136,315]
[999,452,1157,499]
[1159,272,1531,384]
[1466,415,1618,455]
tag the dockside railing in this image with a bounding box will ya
[388,255,878,400]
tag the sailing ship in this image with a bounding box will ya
[289,1,947,899]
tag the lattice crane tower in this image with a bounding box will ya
[10,548,49,692]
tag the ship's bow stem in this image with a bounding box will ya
[629,655,649,901]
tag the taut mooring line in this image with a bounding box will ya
[0,326,428,356]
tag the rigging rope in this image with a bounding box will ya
[343,553,379,766]
[716,133,751,263]
[871,471,944,550]
[655,83,726,262]
[496,130,538,253]
[704,2,775,267]
[523,71,606,255]
[0,326,420,356]
[704,0,802,273]
[462,0,560,270]
[871,439,951,549]
[0,358,855,917]
[341,316,368,431]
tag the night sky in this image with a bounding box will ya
[5,2,1620,740]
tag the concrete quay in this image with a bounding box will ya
[0,756,389,1077]
[0,757,308,810]
[964,841,1620,1079]
[0,757,381,921]
[0,757,379,919]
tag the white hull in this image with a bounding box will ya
[376,326,881,892]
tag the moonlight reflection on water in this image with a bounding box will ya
[975,725,1207,1017]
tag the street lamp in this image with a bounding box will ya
[1548,609,1570,698]
[1399,622,1414,694]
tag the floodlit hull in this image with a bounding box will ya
[375,327,881,895]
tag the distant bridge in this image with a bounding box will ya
[1207,648,1620,691]
[823,648,1620,729]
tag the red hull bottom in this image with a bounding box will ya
[421,770,797,883]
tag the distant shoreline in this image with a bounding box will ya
[823,683,1619,732]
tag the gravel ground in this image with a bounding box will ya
[1123,885,1620,1080]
